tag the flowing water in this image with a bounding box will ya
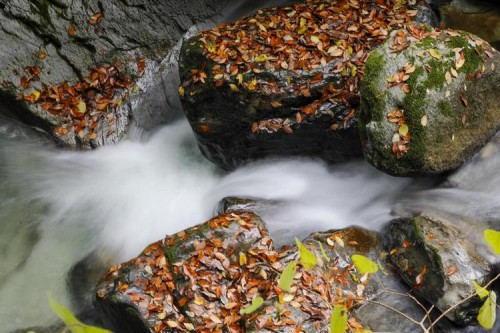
[1,1,500,332]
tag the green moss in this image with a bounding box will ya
[423,59,454,90]
[448,36,484,75]
[438,100,453,117]
[417,37,437,49]
[359,52,386,141]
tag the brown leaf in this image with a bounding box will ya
[460,94,468,107]
[68,25,75,37]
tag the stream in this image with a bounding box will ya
[1,0,500,332]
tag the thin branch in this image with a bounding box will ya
[367,299,425,328]
[428,273,500,330]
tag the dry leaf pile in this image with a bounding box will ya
[16,64,136,140]
[7,12,146,141]
[97,213,373,332]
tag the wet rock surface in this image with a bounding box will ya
[95,212,397,332]
[383,215,495,326]
[179,0,436,170]
[0,0,230,149]
[359,27,500,176]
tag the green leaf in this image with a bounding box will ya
[254,54,268,63]
[240,296,264,315]
[473,281,489,299]
[477,291,497,329]
[330,305,348,333]
[428,48,442,60]
[295,238,317,270]
[351,254,379,275]
[48,293,112,333]
[279,261,296,292]
[318,241,330,262]
[399,124,409,136]
[484,229,500,254]
[77,101,86,115]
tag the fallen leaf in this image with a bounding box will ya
[421,115,427,127]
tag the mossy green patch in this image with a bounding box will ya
[448,36,484,75]
[417,37,437,49]
[438,100,453,117]
[424,59,454,90]
[359,52,385,141]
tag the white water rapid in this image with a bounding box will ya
[0,115,420,331]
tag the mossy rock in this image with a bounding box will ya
[178,1,436,170]
[383,216,493,326]
[359,28,500,176]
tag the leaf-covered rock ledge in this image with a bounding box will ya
[0,0,230,149]
[179,0,437,170]
[95,212,393,332]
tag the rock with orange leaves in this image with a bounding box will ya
[179,0,436,170]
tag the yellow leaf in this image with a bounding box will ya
[248,78,257,91]
[473,281,489,299]
[77,101,86,115]
[311,36,320,44]
[295,238,317,270]
[429,49,442,60]
[351,254,379,274]
[239,252,247,266]
[484,229,500,254]
[330,305,348,333]
[48,293,111,333]
[229,83,239,92]
[318,241,330,262]
[240,296,264,315]
[31,90,41,102]
[178,86,185,97]
[254,54,268,63]
[237,73,243,85]
[477,291,496,329]
[279,261,296,292]
[399,124,409,136]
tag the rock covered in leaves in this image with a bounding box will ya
[0,0,230,149]
[383,215,495,326]
[179,0,436,170]
[95,212,395,332]
[359,26,500,176]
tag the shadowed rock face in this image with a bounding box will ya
[384,215,494,326]
[0,0,230,149]
[179,0,436,170]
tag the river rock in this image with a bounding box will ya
[359,27,500,176]
[97,210,432,332]
[179,0,436,170]
[383,215,496,326]
[0,0,231,149]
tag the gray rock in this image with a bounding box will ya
[383,215,496,326]
[0,0,230,149]
[359,27,500,176]
[216,196,281,215]
[179,0,436,170]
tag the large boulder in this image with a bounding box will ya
[359,27,500,176]
[95,211,417,332]
[383,215,497,326]
[0,0,231,149]
[179,0,436,170]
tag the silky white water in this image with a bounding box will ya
[2,112,500,331]
[0,115,416,330]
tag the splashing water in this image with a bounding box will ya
[0,116,419,330]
